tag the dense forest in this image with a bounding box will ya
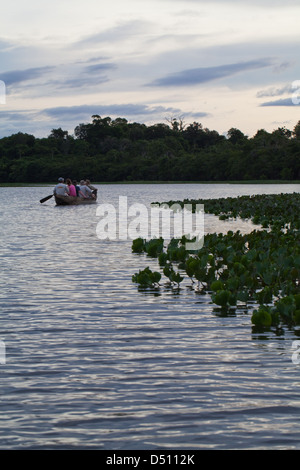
[0,115,300,183]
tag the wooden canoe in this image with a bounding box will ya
[55,192,97,206]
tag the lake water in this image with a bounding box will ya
[1,183,300,450]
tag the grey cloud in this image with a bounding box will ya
[41,103,183,120]
[2,104,209,124]
[149,59,273,87]
[51,76,110,90]
[55,61,117,89]
[3,59,118,96]
[84,63,117,74]
[76,56,112,64]
[0,109,49,138]
[1,66,54,85]
[0,110,38,121]
[260,98,299,106]
[189,111,209,118]
[257,84,295,98]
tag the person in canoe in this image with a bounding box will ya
[79,180,96,199]
[53,177,69,196]
[85,179,97,191]
[72,180,80,196]
[66,178,77,197]
[84,179,97,198]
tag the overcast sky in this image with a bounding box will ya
[0,0,300,138]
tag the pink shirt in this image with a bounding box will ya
[68,184,77,197]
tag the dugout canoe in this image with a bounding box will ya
[55,191,97,206]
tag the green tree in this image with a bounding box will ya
[293,120,300,139]
[227,127,247,145]
[49,128,68,140]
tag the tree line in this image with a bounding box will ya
[0,115,299,183]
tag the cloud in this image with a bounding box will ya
[257,84,295,98]
[148,59,273,87]
[260,98,300,106]
[84,63,117,74]
[189,111,209,119]
[1,66,54,85]
[2,103,210,122]
[50,76,111,90]
[41,103,184,120]
[0,110,39,121]
[53,61,117,90]
[2,59,118,98]
[77,56,112,64]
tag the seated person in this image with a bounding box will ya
[72,180,80,196]
[79,180,95,198]
[85,179,97,191]
[66,178,77,197]
[84,179,97,197]
[54,177,70,196]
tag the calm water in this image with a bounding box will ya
[1,183,300,450]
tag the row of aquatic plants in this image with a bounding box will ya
[132,193,300,329]
[152,192,300,230]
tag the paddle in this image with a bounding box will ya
[40,194,53,203]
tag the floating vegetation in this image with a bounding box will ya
[132,267,161,287]
[132,193,300,331]
[152,192,300,231]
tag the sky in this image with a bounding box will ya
[0,0,300,138]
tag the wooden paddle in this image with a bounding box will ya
[40,194,53,203]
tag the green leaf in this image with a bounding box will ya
[256,286,273,305]
[275,295,296,319]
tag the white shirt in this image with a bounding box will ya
[79,185,92,197]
